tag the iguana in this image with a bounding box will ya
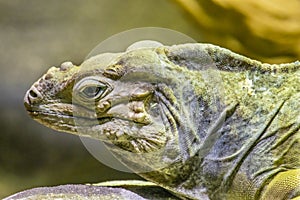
[23,41,300,200]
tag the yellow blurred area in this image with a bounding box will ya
[174,0,300,63]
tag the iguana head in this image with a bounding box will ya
[24,41,193,164]
[24,41,227,176]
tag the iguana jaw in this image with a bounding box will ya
[24,102,113,135]
[25,103,77,133]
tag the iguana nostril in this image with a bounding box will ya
[29,90,38,98]
[27,86,42,104]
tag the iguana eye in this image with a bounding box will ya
[75,77,108,100]
[81,85,106,99]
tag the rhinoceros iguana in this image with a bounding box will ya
[22,41,300,200]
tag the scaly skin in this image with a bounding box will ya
[24,41,300,200]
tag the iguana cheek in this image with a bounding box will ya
[130,88,152,99]
[128,110,152,124]
[96,100,111,113]
[106,101,152,124]
[128,101,152,124]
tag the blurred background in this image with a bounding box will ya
[0,0,299,198]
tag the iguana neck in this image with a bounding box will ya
[137,59,300,199]
[220,63,300,120]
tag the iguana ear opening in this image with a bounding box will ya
[126,40,163,51]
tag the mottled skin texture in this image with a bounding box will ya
[24,41,300,200]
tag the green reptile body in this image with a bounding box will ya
[23,41,300,200]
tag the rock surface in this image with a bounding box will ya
[4,182,179,200]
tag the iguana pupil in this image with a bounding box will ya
[82,86,102,98]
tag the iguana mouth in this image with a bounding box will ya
[25,103,152,135]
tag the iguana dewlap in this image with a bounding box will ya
[24,41,300,200]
